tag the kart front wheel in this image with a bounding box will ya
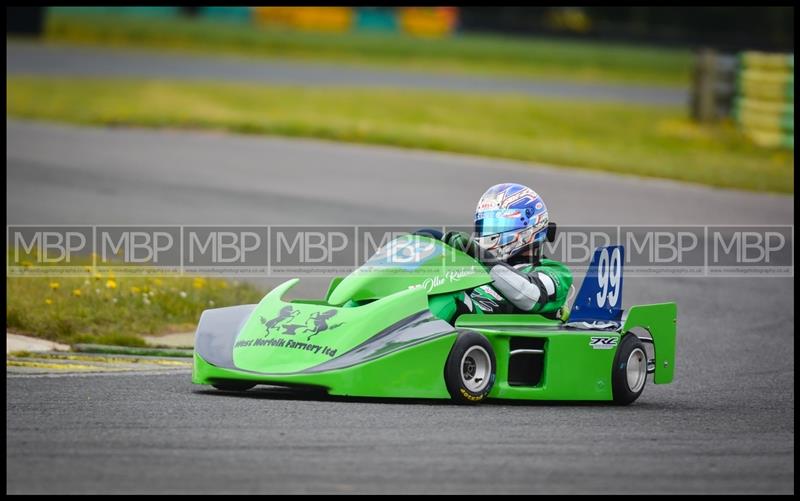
[444,331,496,404]
[212,381,256,392]
[611,334,647,405]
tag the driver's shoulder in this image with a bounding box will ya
[512,257,572,277]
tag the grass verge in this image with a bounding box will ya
[6,252,264,346]
[7,76,793,193]
[43,11,691,88]
[72,345,194,358]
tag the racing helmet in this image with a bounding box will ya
[474,183,549,260]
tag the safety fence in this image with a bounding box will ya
[733,52,794,149]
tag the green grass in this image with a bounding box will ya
[6,252,265,346]
[42,11,692,87]
[70,345,194,357]
[7,76,793,193]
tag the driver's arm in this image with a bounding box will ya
[443,230,572,313]
[490,261,572,314]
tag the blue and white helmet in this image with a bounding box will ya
[474,183,549,260]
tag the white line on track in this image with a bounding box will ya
[6,369,192,379]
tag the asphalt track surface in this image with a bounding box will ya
[6,120,794,494]
[7,41,686,106]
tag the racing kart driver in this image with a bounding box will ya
[443,183,573,320]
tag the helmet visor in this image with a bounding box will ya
[475,209,529,237]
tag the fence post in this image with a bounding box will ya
[691,48,718,122]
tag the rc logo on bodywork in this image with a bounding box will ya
[589,337,618,350]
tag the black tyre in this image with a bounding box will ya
[212,381,256,392]
[611,334,648,405]
[444,331,496,404]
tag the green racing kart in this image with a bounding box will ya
[192,234,677,404]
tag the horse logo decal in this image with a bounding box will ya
[259,307,342,339]
[304,309,343,340]
[259,306,299,336]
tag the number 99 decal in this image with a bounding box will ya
[596,247,621,308]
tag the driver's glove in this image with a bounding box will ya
[443,231,479,256]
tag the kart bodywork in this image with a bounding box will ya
[193,236,676,403]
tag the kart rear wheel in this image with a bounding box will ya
[612,334,647,405]
[212,381,256,392]
[444,331,496,404]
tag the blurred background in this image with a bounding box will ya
[6,6,795,192]
[8,6,795,49]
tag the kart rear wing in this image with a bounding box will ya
[569,246,625,324]
[620,302,677,384]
